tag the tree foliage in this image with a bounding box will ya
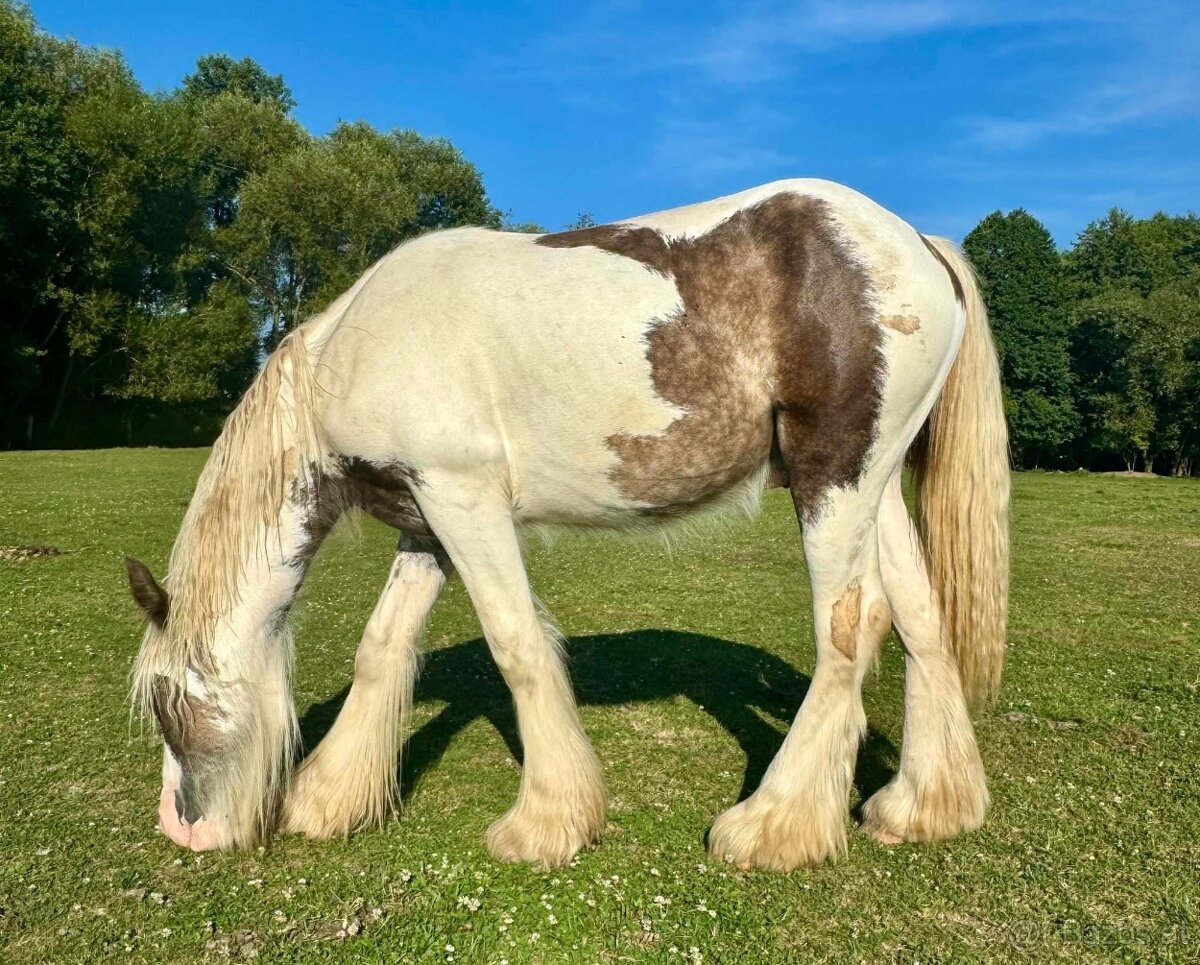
[963,206,1200,474]
[180,53,295,112]
[224,122,497,343]
[964,210,1077,466]
[2,2,1198,472]
[0,2,500,447]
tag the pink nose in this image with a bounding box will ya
[157,784,226,851]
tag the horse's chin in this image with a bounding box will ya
[157,783,228,851]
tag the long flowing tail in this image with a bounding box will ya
[913,236,1010,706]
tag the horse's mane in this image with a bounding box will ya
[132,329,329,717]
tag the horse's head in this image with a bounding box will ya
[126,556,295,851]
[126,557,236,849]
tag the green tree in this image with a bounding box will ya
[1067,208,1200,298]
[0,2,78,422]
[0,2,505,447]
[0,3,227,442]
[1067,209,1200,473]
[188,90,305,229]
[500,218,545,233]
[180,53,294,112]
[1066,208,1144,297]
[1072,292,1157,470]
[963,210,1078,467]
[222,121,499,344]
[1071,286,1200,473]
[1141,285,1200,474]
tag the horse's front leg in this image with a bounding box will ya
[415,474,607,868]
[284,535,450,838]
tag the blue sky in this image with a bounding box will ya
[31,0,1199,245]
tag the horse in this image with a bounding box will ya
[126,178,1009,871]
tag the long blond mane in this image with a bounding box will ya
[133,331,326,692]
[129,330,331,843]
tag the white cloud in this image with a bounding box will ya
[649,104,796,185]
[964,4,1200,150]
[498,0,1199,210]
[691,1,964,85]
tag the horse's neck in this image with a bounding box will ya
[167,455,330,667]
[221,497,315,639]
[167,330,336,666]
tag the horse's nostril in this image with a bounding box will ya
[175,788,187,823]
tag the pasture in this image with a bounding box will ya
[0,448,1197,963]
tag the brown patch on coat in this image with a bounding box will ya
[289,456,433,568]
[335,457,431,535]
[881,313,921,334]
[152,677,226,822]
[830,581,863,661]
[537,194,883,519]
[152,678,225,759]
[919,234,965,305]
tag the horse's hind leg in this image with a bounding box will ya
[284,535,451,838]
[709,476,891,870]
[415,479,606,868]
[860,470,987,843]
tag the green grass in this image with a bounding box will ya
[1,449,1198,964]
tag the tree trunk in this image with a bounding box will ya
[49,354,76,429]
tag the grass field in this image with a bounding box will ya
[1,449,1197,963]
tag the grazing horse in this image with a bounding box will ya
[126,179,1008,871]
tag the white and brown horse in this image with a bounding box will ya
[126,179,1008,871]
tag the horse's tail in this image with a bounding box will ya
[913,236,1010,706]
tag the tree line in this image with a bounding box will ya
[1,2,520,448]
[3,3,1198,472]
[965,208,1200,475]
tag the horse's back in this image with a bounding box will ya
[316,181,962,525]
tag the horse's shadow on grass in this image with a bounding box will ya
[298,630,898,809]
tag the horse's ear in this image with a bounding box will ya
[125,557,169,626]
